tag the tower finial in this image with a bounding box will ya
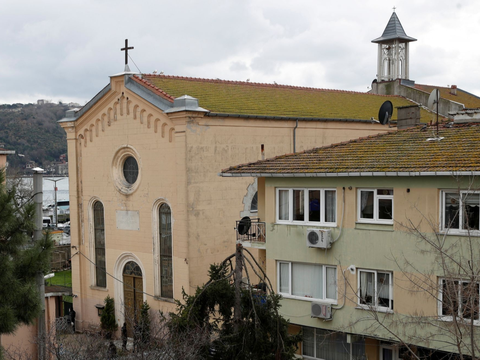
[393,6,396,12]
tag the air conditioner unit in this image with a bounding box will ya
[306,229,332,249]
[311,302,332,320]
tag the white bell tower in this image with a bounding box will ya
[372,11,416,82]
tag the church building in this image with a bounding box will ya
[59,11,475,335]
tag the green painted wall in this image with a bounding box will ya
[262,175,480,355]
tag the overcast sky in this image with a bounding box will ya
[1,0,478,105]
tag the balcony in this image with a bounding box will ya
[235,217,266,249]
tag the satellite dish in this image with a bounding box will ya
[427,89,440,111]
[237,216,252,235]
[378,101,393,125]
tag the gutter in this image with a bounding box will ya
[206,113,382,123]
[219,171,480,178]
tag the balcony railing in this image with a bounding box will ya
[235,217,266,246]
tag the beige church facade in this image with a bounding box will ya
[59,69,426,333]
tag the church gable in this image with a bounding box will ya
[74,77,175,149]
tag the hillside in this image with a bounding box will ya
[0,102,73,172]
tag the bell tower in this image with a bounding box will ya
[372,11,416,82]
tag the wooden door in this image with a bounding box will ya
[123,261,143,337]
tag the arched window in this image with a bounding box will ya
[159,204,173,298]
[94,201,106,287]
[251,191,258,212]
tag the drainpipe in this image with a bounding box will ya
[293,119,299,153]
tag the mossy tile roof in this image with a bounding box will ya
[142,74,429,121]
[221,123,480,176]
[414,84,480,109]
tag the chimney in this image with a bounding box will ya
[450,85,457,96]
[396,105,420,130]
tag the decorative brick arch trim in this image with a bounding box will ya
[113,253,147,327]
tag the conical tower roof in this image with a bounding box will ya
[372,12,416,43]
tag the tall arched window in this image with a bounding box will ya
[94,201,106,288]
[159,203,173,298]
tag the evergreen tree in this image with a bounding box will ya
[168,255,301,359]
[0,169,54,353]
[139,301,151,347]
[100,295,118,338]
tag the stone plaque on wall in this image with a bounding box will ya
[116,210,140,230]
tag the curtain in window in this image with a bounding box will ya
[279,263,290,294]
[326,267,337,300]
[292,263,322,299]
[316,329,349,360]
[302,327,315,357]
[160,203,173,298]
[359,272,374,305]
[278,190,289,220]
[462,193,480,230]
[325,190,336,223]
[360,191,374,219]
[444,193,459,229]
[377,272,391,308]
[94,201,106,288]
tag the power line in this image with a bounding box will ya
[76,250,156,299]
[128,55,142,74]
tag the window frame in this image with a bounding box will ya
[302,326,365,360]
[159,203,173,299]
[277,261,337,303]
[438,278,480,324]
[276,188,337,226]
[440,190,480,235]
[357,188,394,224]
[357,269,393,312]
[93,200,106,288]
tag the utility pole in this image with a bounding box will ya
[45,177,64,228]
[234,242,243,333]
[33,168,45,360]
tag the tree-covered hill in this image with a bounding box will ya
[0,102,74,172]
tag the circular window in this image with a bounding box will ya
[123,156,139,184]
[112,146,141,195]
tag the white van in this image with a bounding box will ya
[42,217,51,228]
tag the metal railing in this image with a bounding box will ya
[235,218,266,244]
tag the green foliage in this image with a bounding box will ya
[138,301,151,346]
[0,169,54,336]
[100,295,118,336]
[0,102,70,171]
[168,262,301,359]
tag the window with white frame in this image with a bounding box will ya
[302,327,365,360]
[276,188,336,225]
[439,279,479,321]
[358,189,393,223]
[441,190,480,233]
[93,201,106,288]
[358,269,393,311]
[278,262,337,301]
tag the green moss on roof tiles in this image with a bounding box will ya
[414,84,480,109]
[222,123,480,175]
[143,75,432,121]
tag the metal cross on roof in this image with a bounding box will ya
[392,6,396,12]
[121,39,134,66]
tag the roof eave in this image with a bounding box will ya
[219,171,480,178]
[57,84,111,123]
[371,36,417,43]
